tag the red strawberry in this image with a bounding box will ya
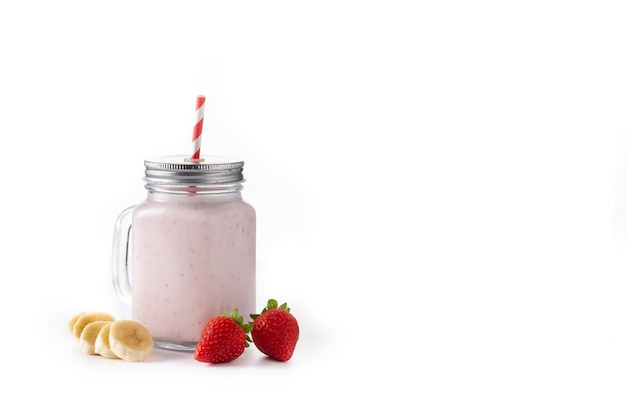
[194,309,252,364]
[250,299,299,361]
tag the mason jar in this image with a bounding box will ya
[112,155,256,351]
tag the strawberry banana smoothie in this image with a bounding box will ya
[113,156,256,351]
[132,192,255,347]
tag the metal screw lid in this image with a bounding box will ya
[144,155,245,185]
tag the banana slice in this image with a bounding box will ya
[68,312,85,334]
[94,322,119,359]
[71,312,115,340]
[79,321,111,355]
[108,320,153,362]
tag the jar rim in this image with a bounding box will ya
[144,155,245,185]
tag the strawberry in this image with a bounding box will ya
[250,299,299,361]
[193,309,252,364]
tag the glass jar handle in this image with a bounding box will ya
[111,205,135,306]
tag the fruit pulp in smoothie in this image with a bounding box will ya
[131,192,255,349]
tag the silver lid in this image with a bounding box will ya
[144,155,245,185]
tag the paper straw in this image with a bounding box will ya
[190,95,206,160]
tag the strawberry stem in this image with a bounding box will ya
[249,299,291,321]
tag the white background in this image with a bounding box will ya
[1,1,626,415]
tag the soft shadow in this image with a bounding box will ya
[190,350,292,367]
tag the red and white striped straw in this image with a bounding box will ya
[190,95,206,160]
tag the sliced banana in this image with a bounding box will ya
[108,319,153,362]
[79,321,111,355]
[94,322,119,359]
[71,312,115,340]
[68,312,85,334]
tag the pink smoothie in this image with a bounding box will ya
[131,191,256,347]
